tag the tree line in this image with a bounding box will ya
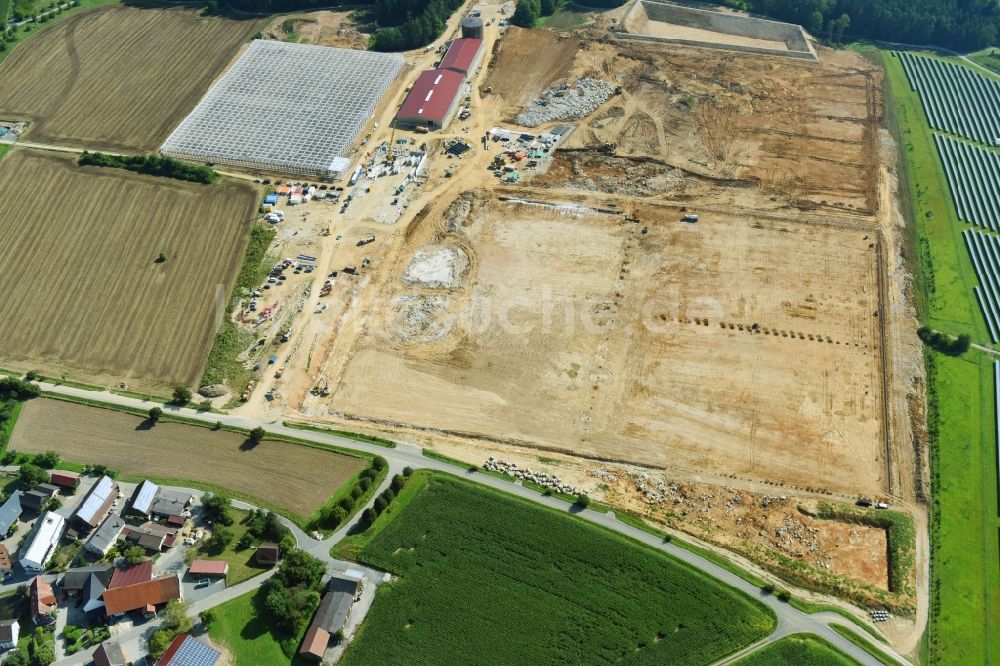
[78,152,218,185]
[370,0,466,52]
[736,0,999,51]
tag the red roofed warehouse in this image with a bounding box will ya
[395,69,465,131]
[188,560,228,578]
[439,38,483,76]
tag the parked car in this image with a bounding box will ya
[195,579,210,589]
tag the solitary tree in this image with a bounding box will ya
[575,493,591,508]
[148,407,163,423]
[172,386,192,404]
[123,545,147,566]
[247,427,266,446]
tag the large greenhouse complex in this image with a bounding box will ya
[161,40,404,179]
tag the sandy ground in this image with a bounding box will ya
[219,11,925,649]
[632,21,789,51]
[261,10,368,49]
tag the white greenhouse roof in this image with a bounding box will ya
[161,40,404,177]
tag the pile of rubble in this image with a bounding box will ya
[484,457,581,496]
[516,78,615,127]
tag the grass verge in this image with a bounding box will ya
[282,421,396,447]
[829,624,896,665]
[200,223,276,395]
[734,633,856,666]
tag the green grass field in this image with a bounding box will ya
[879,49,1000,664]
[967,48,1000,76]
[208,591,305,666]
[193,508,270,586]
[341,473,776,665]
[735,633,856,666]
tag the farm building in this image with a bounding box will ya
[0,491,23,536]
[161,40,404,179]
[93,640,128,666]
[20,511,65,572]
[396,69,466,131]
[439,38,483,75]
[60,564,115,597]
[20,483,59,513]
[72,475,118,531]
[255,542,280,566]
[299,571,364,660]
[188,560,228,578]
[30,576,56,625]
[123,522,177,551]
[157,634,221,666]
[150,488,193,525]
[85,513,126,556]
[103,573,181,616]
[0,619,19,651]
[127,480,159,517]
[49,470,80,489]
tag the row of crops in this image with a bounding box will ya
[935,134,1000,230]
[343,473,776,666]
[897,51,1000,146]
[962,229,1000,342]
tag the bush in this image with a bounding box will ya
[123,545,147,565]
[18,463,48,489]
[362,508,377,526]
[373,496,388,513]
[390,474,404,493]
[575,493,591,508]
[247,427,266,445]
[202,494,234,526]
[350,486,364,500]
[358,476,371,492]
[172,386,192,404]
[403,466,414,477]
[199,608,217,627]
[33,450,60,468]
[206,527,235,553]
[372,457,386,472]
[917,326,970,356]
[24,370,39,381]
[380,488,395,503]
[148,407,163,423]
[0,377,41,399]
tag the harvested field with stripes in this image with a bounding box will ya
[0,148,258,390]
[10,398,364,519]
[0,5,258,151]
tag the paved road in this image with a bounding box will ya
[34,380,907,666]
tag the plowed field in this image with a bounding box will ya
[11,398,364,518]
[0,5,257,151]
[0,149,258,390]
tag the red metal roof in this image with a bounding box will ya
[188,560,228,576]
[109,561,153,589]
[397,69,465,125]
[439,38,482,74]
[103,575,180,615]
[50,471,80,487]
[299,626,330,659]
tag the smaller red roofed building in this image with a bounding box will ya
[49,471,80,490]
[188,560,228,578]
[396,69,465,131]
[439,38,483,75]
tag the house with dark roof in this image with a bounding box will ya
[157,634,220,666]
[60,564,115,597]
[255,543,279,566]
[0,619,19,650]
[85,513,125,556]
[30,576,56,625]
[0,491,23,536]
[123,522,177,552]
[20,484,59,513]
[92,640,127,666]
[71,475,118,531]
[299,573,364,660]
[150,489,193,525]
